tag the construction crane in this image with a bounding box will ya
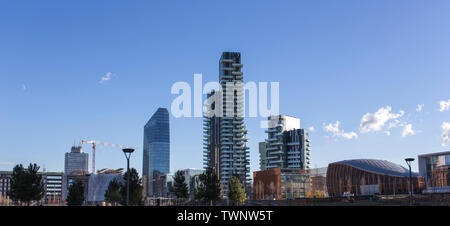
[81,140,136,174]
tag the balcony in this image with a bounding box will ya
[268,150,283,155]
[265,146,280,151]
[264,128,278,133]
[221,75,233,79]
[221,58,233,63]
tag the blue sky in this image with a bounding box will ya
[1,0,450,174]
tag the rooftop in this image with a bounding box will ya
[333,159,419,177]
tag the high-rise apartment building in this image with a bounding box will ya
[143,108,170,197]
[203,52,250,197]
[263,115,311,170]
[259,142,268,171]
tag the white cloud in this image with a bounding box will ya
[308,126,315,132]
[401,124,415,137]
[100,72,113,84]
[21,84,26,91]
[384,131,391,136]
[439,99,450,112]
[387,119,401,130]
[416,104,424,112]
[359,106,404,133]
[323,121,358,140]
[442,122,450,147]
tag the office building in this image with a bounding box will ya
[63,145,88,200]
[0,171,11,199]
[203,52,250,197]
[253,167,311,200]
[418,151,450,187]
[64,145,89,175]
[1,171,64,204]
[326,159,425,196]
[152,170,169,198]
[143,107,170,197]
[431,165,450,187]
[41,171,64,204]
[263,115,311,170]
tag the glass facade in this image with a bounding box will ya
[143,108,170,197]
[281,173,311,199]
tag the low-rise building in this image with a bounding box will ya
[0,171,64,204]
[253,167,312,200]
[418,151,450,187]
[327,159,425,196]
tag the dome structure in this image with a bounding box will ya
[334,159,419,177]
[326,159,425,196]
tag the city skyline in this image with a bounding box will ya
[1,1,450,175]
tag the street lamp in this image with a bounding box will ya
[123,148,135,206]
[405,158,415,206]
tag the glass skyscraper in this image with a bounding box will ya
[143,108,170,197]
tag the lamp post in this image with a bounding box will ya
[405,158,415,206]
[123,148,135,206]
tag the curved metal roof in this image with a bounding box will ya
[333,159,419,177]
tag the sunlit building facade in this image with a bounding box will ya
[263,115,311,170]
[418,151,450,188]
[327,159,425,196]
[203,52,250,197]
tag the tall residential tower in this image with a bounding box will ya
[203,52,250,197]
[262,115,311,170]
[143,108,170,197]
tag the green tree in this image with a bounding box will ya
[120,168,143,206]
[104,179,122,205]
[195,168,220,205]
[8,163,44,205]
[172,170,188,199]
[67,181,85,206]
[228,176,246,205]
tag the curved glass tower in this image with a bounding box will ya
[143,108,170,197]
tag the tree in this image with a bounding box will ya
[195,168,220,205]
[172,170,188,199]
[104,179,122,205]
[8,163,44,205]
[67,181,85,206]
[228,176,246,205]
[120,168,143,206]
